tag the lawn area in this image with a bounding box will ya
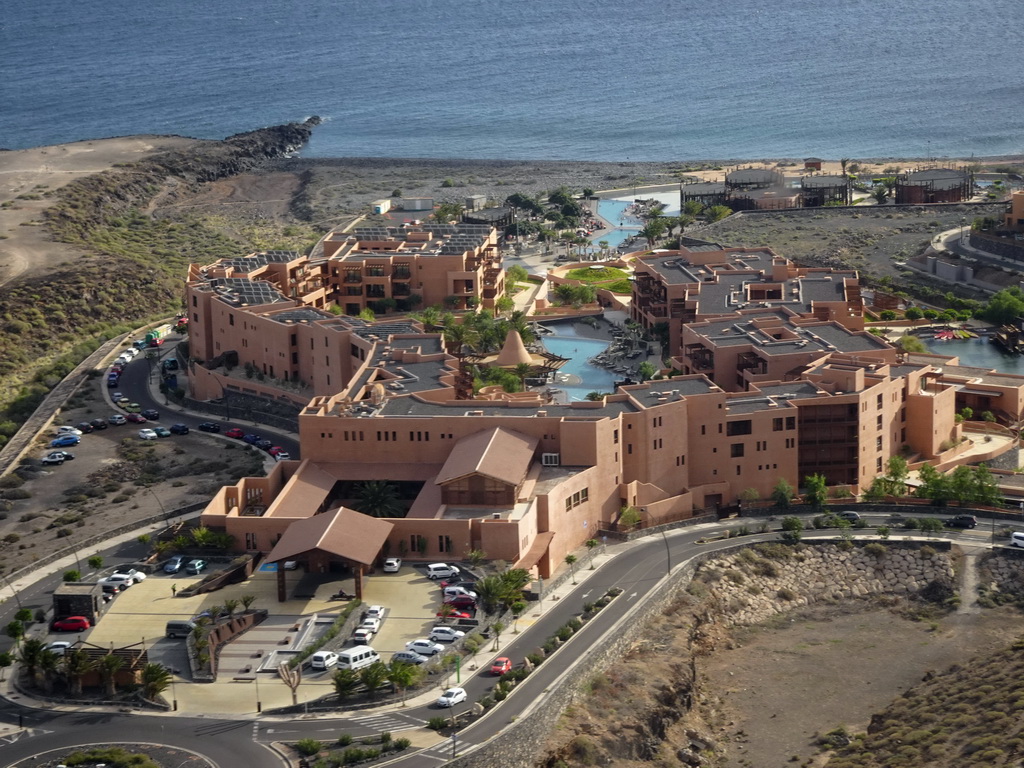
[564,266,633,295]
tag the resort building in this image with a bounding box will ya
[894,167,973,205]
[629,245,863,357]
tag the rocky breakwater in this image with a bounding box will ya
[693,542,956,627]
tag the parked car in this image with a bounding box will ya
[443,595,477,610]
[113,567,145,583]
[153,427,172,438]
[437,609,472,620]
[89,418,108,430]
[108,414,127,426]
[52,616,91,632]
[945,514,978,529]
[255,438,274,451]
[75,421,94,434]
[170,423,190,435]
[242,433,262,445]
[46,641,73,656]
[426,563,461,580]
[436,687,467,708]
[138,429,158,441]
[272,450,291,461]
[225,428,245,439]
[50,435,80,448]
[391,650,428,665]
[442,586,477,600]
[310,651,339,670]
[102,574,134,589]
[428,626,466,643]
[359,617,382,634]
[185,559,207,575]
[440,579,478,591]
[55,426,83,436]
[133,339,148,349]
[163,555,188,574]
[837,511,861,523]
[41,451,73,465]
[141,409,160,421]
[406,639,444,656]
[365,605,387,621]
[383,557,401,573]
[124,402,142,413]
[352,627,375,644]
[197,422,221,433]
[490,657,512,676]
[125,413,147,424]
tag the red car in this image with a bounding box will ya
[125,413,147,424]
[490,657,512,676]
[436,609,472,620]
[443,594,477,609]
[225,428,245,439]
[52,616,90,632]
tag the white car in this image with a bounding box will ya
[426,563,460,580]
[138,428,158,440]
[382,558,401,573]
[406,639,444,656]
[46,641,73,657]
[108,414,127,426]
[113,567,145,583]
[55,425,83,436]
[310,651,339,670]
[352,627,375,644]
[436,687,467,708]
[442,586,478,600]
[100,574,133,589]
[359,617,381,634]
[365,605,386,621]
[429,626,466,643]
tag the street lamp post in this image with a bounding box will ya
[2,573,23,611]
[254,671,262,713]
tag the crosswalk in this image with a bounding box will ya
[350,711,426,733]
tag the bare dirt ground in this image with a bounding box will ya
[542,599,1024,768]
[0,136,201,287]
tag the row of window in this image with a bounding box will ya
[564,487,590,512]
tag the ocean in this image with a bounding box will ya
[2,0,1022,161]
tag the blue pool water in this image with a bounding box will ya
[923,337,1024,375]
[541,333,620,401]
[594,199,642,249]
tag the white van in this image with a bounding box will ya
[1010,531,1024,548]
[337,645,380,670]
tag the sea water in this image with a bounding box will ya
[2,0,1022,160]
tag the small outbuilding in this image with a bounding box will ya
[804,157,824,171]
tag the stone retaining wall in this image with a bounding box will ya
[448,541,955,768]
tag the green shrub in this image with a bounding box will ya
[295,739,323,757]
[336,733,353,746]
[427,717,448,731]
[392,737,411,751]
[1,488,30,500]
[864,542,887,557]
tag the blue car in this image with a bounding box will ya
[242,434,262,445]
[50,435,81,448]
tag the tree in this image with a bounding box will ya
[241,594,257,611]
[896,335,927,353]
[705,205,732,223]
[683,200,704,217]
[18,638,44,678]
[495,295,515,314]
[585,391,607,402]
[332,668,360,699]
[780,516,803,543]
[87,555,103,570]
[354,480,403,518]
[0,652,12,682]
[803,473,828,513]
[436,603,458,623]
[871,186,889,205]
[96,653,123,697]
[636,361,657,381]
[140,663,172,700]
[513,363,533,386]
[771,478,795,510]
[740,487,760,507]
[386,660,421,705]
[491,620,506,651]
[223,598,240,617]
[5,620,24,647]
[63,570,81,583]
[433,202,464,224]
[565,554,578,585]
[585,538,599,569]
[359,661,390,698]
[14,608,32,624]
[904,306,923,321]
[970,463,1002,507]
[37,650,59,693]
[840,158,850,175]
[619,505,642,529]
[64,649,93,696]
[916,463,953,506]
[639,219,667,247]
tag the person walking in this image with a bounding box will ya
[171,584,177,597]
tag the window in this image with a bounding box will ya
[192,296,197,307]
[876,393,883,410]
[627,444,633,455]
[877,414,883,429]
[876,436,883,450]
[228,313,234,326]
[290,334,297,346]
[877,457,883,472]
[773,418,783,431]
[786,416,796,430]
[731,443,744,458]
[727,420,752,436]
[701,425,706,436]
[613,429,619,444]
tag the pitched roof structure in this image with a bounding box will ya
[266,507,393,566]
[494,330,533,367]
[435,427,538,487]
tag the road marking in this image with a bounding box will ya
[628,591,638,600]
[351,712,425,732]
[581,591,591,600]
[0,728,52,744]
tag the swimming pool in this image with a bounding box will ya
[542,334,620,401]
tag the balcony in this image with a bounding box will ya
[343,273,362,284]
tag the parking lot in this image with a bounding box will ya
[52,559,461,711]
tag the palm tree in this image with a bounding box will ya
[241,594,257,612]
[359,661,389,698]
[223,598,240,618]
[565,554,578,585]
[37,650,60,693]
[512,363,533,387]
[840,158,850,175]
[141,663,172,700]
[354,480,403,518]
[18,638,45,681]
[96,653,123,698]
[436,603,458,623]
[387,660,422,706]
[442,322,479,356]
[332,668,359,699]
[64,649,93,697]
[640,219,667,247]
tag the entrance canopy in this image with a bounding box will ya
[266,506,393,567]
